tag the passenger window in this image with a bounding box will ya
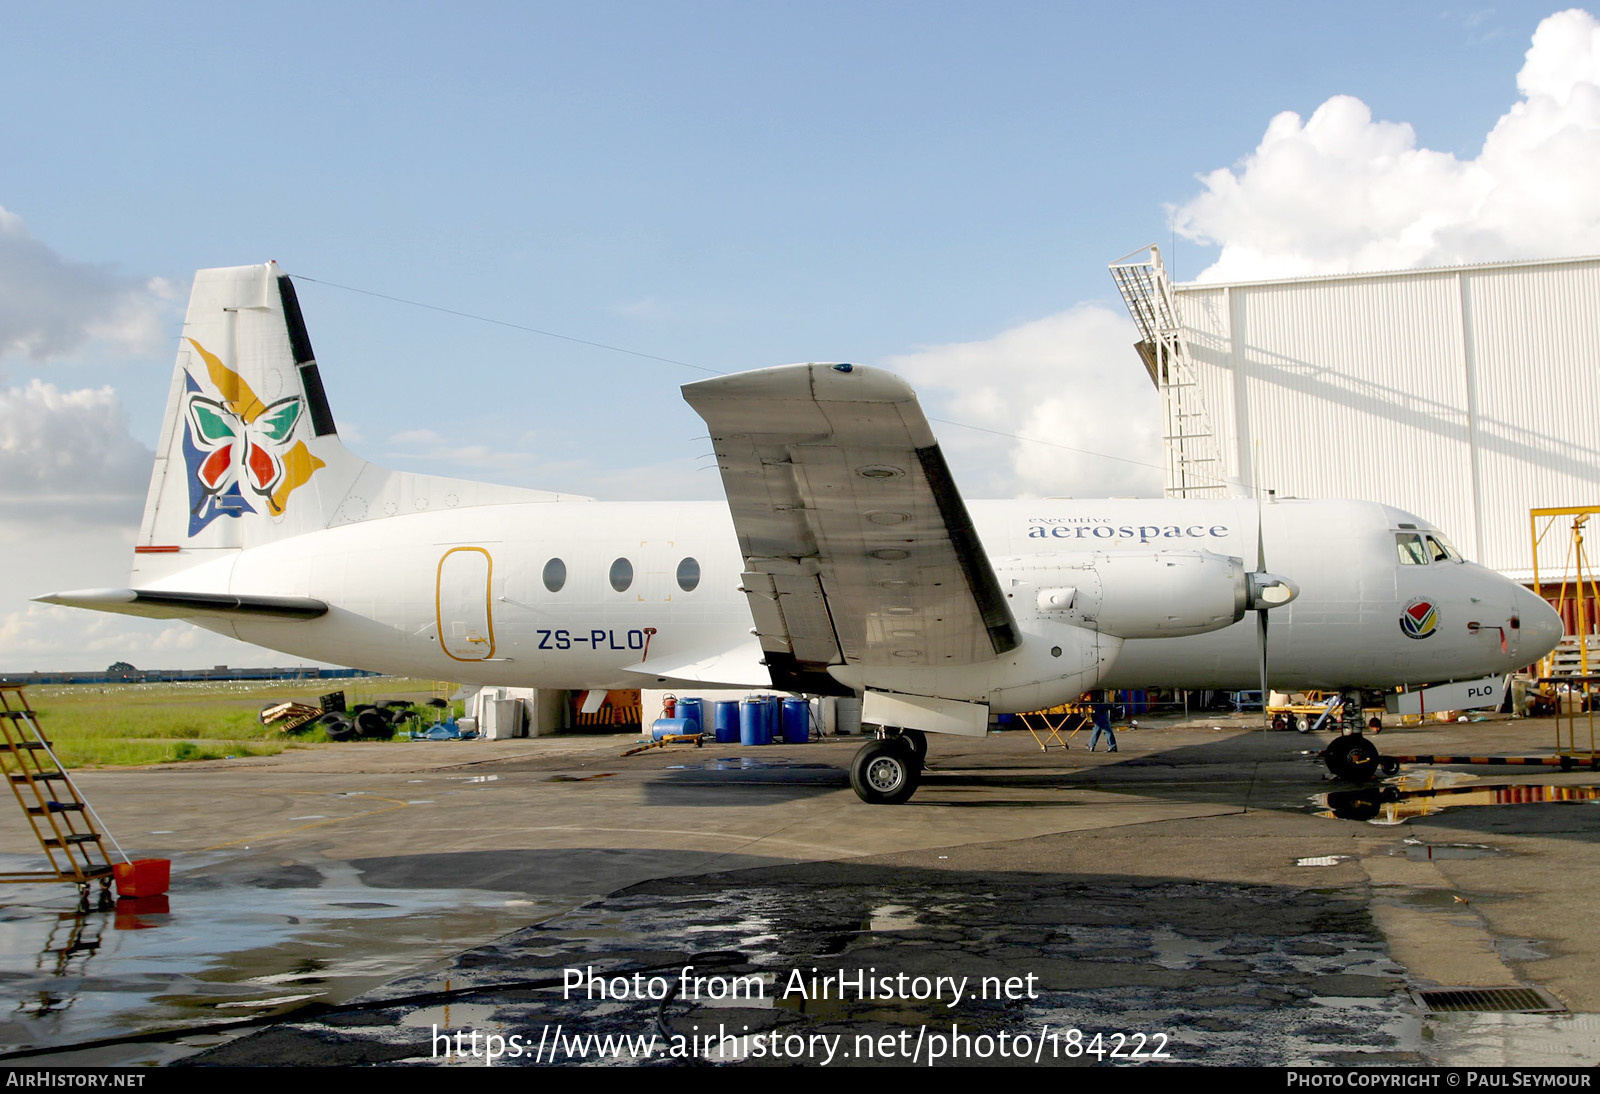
[609,557,633,593]
[542,558,566,593]
[1396,534,1428,566]
[676,557,700,592]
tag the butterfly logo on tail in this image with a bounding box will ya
[180,338,325,536]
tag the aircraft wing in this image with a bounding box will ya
[683,363,1019,695]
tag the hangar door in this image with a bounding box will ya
[437,546,496,661]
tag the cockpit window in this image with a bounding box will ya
[1427,534,1463,562]
[1396,533,1428,566]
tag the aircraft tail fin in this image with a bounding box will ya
[134,262,584,584]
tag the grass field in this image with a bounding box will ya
[11,677,462,767]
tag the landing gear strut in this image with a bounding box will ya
[849,731,922,804]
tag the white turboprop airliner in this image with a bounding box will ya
[38,263,1563,803]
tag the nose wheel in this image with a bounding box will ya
[849,737,922,804]
[1321,733,1382,782]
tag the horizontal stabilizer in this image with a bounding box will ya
[34,588,328,621]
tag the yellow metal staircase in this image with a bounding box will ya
[0,686,115,906]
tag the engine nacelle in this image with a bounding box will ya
[1000,550,1254,639]
[829,616,1120,711]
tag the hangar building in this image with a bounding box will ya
[1110,246,1600,586]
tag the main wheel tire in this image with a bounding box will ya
[896,728,929,765]
[850,739,921,805]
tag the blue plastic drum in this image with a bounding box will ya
[713,700,740,744]
[781,698,810,743]
[739,698,769,745]
[651,716,696,740]
[677,696,704,733]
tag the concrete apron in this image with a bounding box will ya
[0,715,1596,1065]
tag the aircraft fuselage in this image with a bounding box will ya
[145,495,1554,706]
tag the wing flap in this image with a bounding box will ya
[742,566,839,664]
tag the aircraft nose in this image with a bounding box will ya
[1515,584,1564,662]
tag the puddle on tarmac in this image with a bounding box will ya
[668,757,836,772]
[0,852,540,1062]
[1394,838,1505,861]
[140,871,1600,1068]
[1314,782,1600,824]
[179,876,1504,1067]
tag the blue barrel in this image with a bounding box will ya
[739,699,768,745]
[713,700,741,744]
[781,698,810,743]
[678,697,704,733]
[763,695,781,742]
[651,716,696,739]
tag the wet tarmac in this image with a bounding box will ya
[2,715,1599,1067]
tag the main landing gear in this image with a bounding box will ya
[849,728,927,804]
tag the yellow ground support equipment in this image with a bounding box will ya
[1539,674,1600,770]
[621,733,705,757]
[1016,703,1090,751]
[0,686,118,907]
[1530,506,1600,680]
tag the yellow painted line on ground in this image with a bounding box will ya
[202,794,415,850]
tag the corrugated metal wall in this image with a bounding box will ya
[1173,256,1600,578]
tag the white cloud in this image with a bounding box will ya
[0,380,152,505]
[1174,9,1600,280]
[883,305,1163,499]
[0,204,178,363]
[0,602,304,673]
[0,519,311,673]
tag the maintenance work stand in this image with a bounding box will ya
[0,686,116,908]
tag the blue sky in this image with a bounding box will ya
[0,2,1588,669]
